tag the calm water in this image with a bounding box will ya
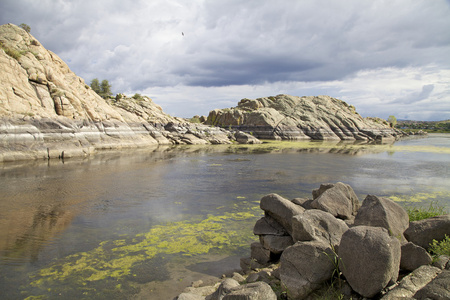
[0,134,449,299]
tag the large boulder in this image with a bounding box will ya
[354,195,409,240]
[400,242,432,272]
[250,242,272,265]
[208,278,240,300]
[380,265,441,299]
[234,131,262,144]
[260,194,305,235]
[259,235,294,254]
[413,270,450,299]
[310,182,360,220]
[404,215,450,249]
[291,209,349,248]
[253,216,289,236]
[280,240,335,299]
[338,226,401,298]
[222,281,277,300]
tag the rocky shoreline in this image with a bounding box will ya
[175,183,450,300]
[1,24,425,163]
[0,117,263,162]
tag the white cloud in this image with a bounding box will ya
[1,0,449,120]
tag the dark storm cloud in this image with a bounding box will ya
[1,0,449,120]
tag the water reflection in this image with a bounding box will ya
[0,135,449,299]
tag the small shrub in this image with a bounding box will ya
[406,202,446,222]
[19,23,31,33]
[132,93,144,101]
[0,42,22,60]
[429,235,450,258]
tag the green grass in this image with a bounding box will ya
[406,201,447,221]
[429,235,450,258]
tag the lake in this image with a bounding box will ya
[0,134,449,299]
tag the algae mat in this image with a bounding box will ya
[23,201,262,300]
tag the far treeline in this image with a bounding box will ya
[396,119,450,133]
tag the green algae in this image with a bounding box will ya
[226,139,450,155]
[389,191,450,203]
[25,202,262,299]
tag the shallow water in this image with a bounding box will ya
[0,134,449,299]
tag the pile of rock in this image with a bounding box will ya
[176,183,450,299]
[247,182,450,299]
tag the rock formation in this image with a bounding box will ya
[0,23,257,162]
[205,94,403,142]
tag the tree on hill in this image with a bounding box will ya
[19,23,31,33]
[387,115,397,128]
[100,79,112,98]
[90,78,112,99]
[90,78,101,94]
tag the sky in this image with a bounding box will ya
[1,0,450,121]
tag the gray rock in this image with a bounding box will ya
[259,235,293,254]
[432,255,450,270]
[381,265,441,299]
[230,272,246,283]
[291,209,348,248]
[400,242,432,271]
[239,257,265,273]
[338,226,401,298]
[404,215,450,249]
[413,270,450,299]
[208,278,240,300]
[253,216,289,236]
[234,131,262,144]
[177,293,205,300]
[205,95,401,141]
[250,242,271,264]
[310,182,360,219]
[260,193,305,235]
[354,195,409,240]
[280,240,335,299]
[222,282,276,300]
[292,198,313,209]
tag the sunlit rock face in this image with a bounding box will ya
[0,24,241,161]
[206,94,403,141]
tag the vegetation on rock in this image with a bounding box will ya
[90,78,112,99]
[406,201,447,222]
[429,235,450,258]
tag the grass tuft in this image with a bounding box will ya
[406,201,447,222]
[429,235,450,259]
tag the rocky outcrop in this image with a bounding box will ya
[176,182,450,299]
[0,24,259,161]
[206,94,404,141]
[226,183,449,300]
